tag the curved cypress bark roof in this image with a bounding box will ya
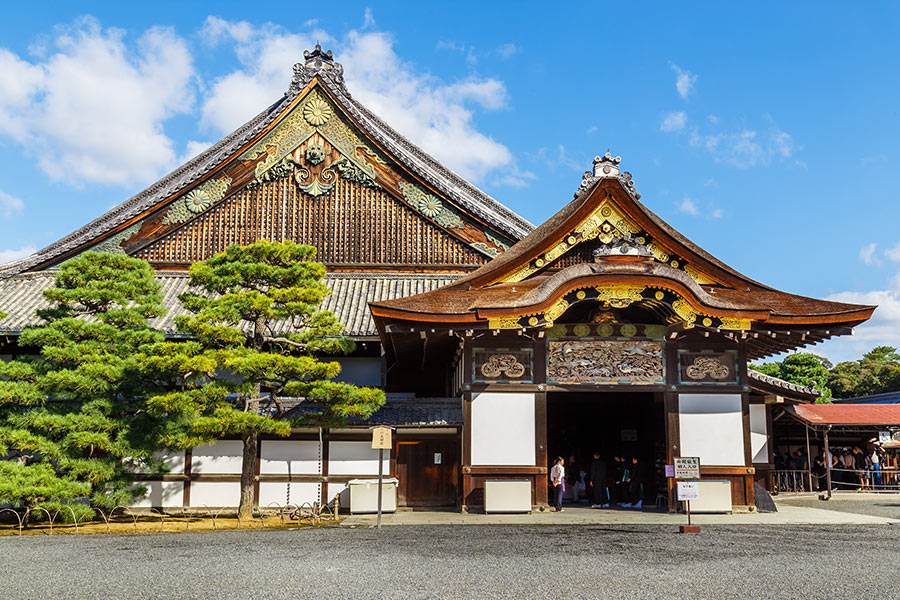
[371,163,875,358]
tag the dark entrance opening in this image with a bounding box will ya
[547,392,666,505]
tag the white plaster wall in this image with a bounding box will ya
[327,482,348,503]
[678,394,746,466]
[131,481,184,508]
[750,404,769,464]
[191,441,244,474]
[259,440,320,475]
[328,441,389,475]
[258,482,320,507]
[124,450,186,474]
[189,481,241,507]
[471,392,535,466]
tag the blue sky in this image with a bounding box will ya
[0,2,898,363]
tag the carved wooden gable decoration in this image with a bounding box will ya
[5,46,529,276]
[492,155,722,287]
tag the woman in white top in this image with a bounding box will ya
[550,456,566,512]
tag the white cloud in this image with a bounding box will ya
[0,190,24,217]
[677,195,699,216]
[884,242,900,263]
[671,64,697,99]
[178,140,215,165]
[660,111,687,133]
[814,289,899,363]
[688,124,797,169]
[362,8,376,29]
[201,19,519,185]
[0,18,195,186]
[860,242,881,266]
[496,43,519,59]
[711,207,724,219]
[586,125,598,134]
[0,245,35,265]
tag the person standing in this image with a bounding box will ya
[626,456,643,508]
[871,446,882,489]
[550,456,566,512]
[613,455,626,504]
[566,454,580,503]
[588,451,608,508]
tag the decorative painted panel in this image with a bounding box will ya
[677,350,739,385]
[487,284,753,331]
[547,322,666,340]
[472,348,533,384]
[547,339,664,385]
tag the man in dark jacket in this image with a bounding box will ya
[588,451,608,508]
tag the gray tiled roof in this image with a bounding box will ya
[356,394,463,426]
[0,272,461,338]
[748,369,821,398]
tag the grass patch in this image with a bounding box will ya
[0,513,343,536]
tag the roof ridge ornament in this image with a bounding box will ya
[574,152,640,200]
[289,45,348,97]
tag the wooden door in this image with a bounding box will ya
[396,438,459,507]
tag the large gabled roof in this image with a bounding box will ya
[0,46,532,277]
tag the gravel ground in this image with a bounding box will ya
[3,524,899,599]
[776,493,900,520]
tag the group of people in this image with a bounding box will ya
[549,453,643,512]
[815,446,895,491]
[775,445,898,492]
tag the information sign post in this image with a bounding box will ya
[371,426,392,529]
[673,457,701,534]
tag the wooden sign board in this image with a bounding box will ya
[371,426,392,450]
[676,481,700,501]
[674,457,701,479]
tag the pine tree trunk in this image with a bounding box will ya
[238,431,258,522]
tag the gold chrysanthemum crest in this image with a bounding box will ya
[303,98,332,126]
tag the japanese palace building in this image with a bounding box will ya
[0,48,875,512]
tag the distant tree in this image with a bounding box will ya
[142,241,385,520]
[0,252,167,519]
[751,352,834,402]
[828,346,900,399]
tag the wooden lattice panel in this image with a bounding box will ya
[134,177,488,268]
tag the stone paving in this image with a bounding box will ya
[342,492,900,527]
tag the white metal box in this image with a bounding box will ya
[688,479,733,513]
[484,479,532,513]
[348,478,398,514]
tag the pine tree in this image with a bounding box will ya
[0,252,167,519]
[142,241,385,520]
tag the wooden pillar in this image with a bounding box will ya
[738,340,755,508]
[664,336,680,512]
[824,427,832,499]
[321,428,330,507]
[182,449,192,508]
[461,390,473,512]
[253,437,262,506]
[534,390,548,508]
[664,391,679,512]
